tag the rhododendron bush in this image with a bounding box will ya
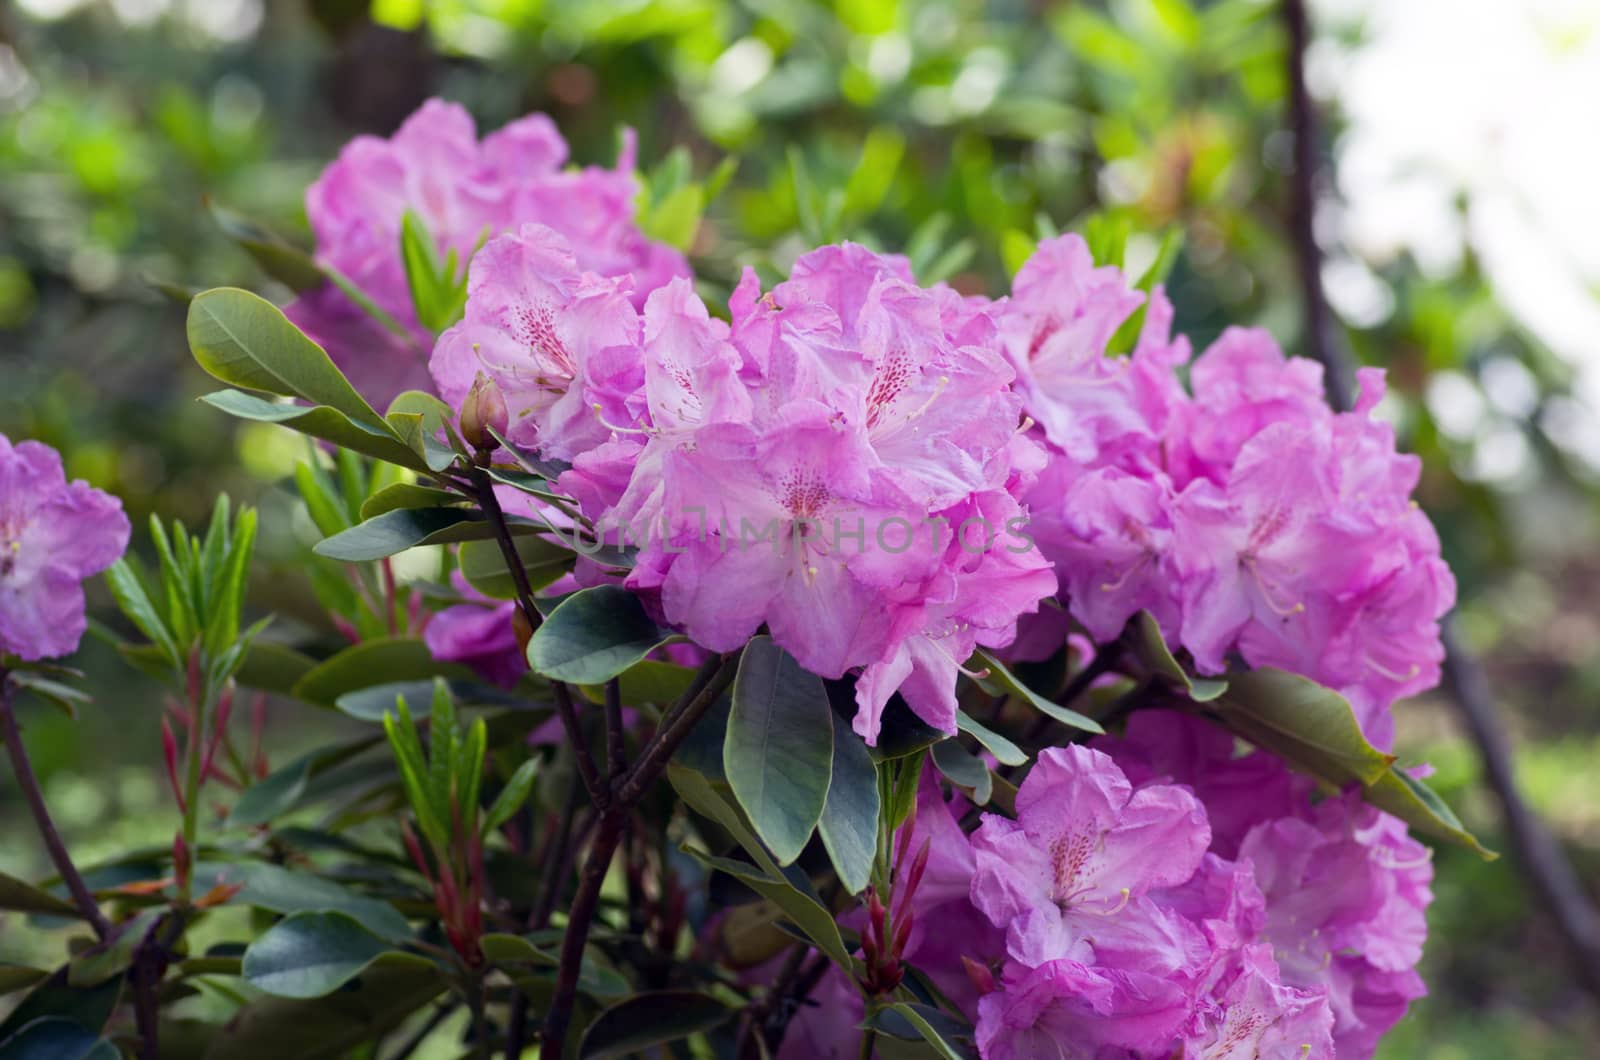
[0,100,1493,1060]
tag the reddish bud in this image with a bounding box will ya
[161,716,186,812]
[460,373,508,453]
[173,831,192,891]
[963,955,997,996]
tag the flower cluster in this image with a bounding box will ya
[790,716,1429,1060]
[0,434,129,661]
[996,235,1455,747]
[432,229,1056,743]
[288,99,688,408]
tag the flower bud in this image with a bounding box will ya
[460,373,508,453]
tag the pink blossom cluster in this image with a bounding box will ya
[287,99,688,408]
[784,712,1430,1059]
[0,434,129,662]
[997,235,1455,747]
[431,226,1056,742]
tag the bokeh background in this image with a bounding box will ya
[2,1,1597,1056]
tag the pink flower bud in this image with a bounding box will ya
[459,373,508,453]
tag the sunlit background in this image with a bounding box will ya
[2,1,1597,1056]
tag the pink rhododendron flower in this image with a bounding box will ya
[430,224,643,461]
[999,235,1453,746]
[288,99,687,408]
[422,573,525,689]
[1098,710,1432,1058]
[594,244,1054,742]
[0,435,129,661]
[970,745,1211,971]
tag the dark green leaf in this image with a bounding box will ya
[0,968,121,1045]
[0,872,79,918]
[210,203,325,292]
[230,736,380,828]
[580,660,698,707]
[0,1017,120,1060]
[954,711,1026,767]
[68,910,160,987]
[290,638,474,708]
[358,483,461,520]
[196,862,411,941]
[240,912,407,999]
[457,535,574,600]
[973,649,1103,734]
[200,390,427,472]
[932,739,994,806]
[199,951,446,1060]
[579,991,734,1059]
[313,508,494,562]
[1211,668,1393,786]
[0,968,46,1000]
[234,641,318,696]
[864,1003,972,1060]
[1364,768,1497,859]
[335,678,525,722]
[1128,612,1228,702]
[667,766,850,968]
[817,721,880,894]
[725,637,834,865]
[187,288,389,433]
[526,585,679,684]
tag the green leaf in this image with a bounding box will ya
[579,991,734,1059]
[0,873,79,918]
[866,1003,971,1060]
[457,535,575,599]
[1128,612,1228,702]
[198,951,446,1060]
[5,672,91,720]
[972,649,1103,734]
[581,660,698,707]
[187,288,390,433]
[817,721,880,894]
[1364,767,1497,859]
[290,638,475,708]
[526,585,680,684]
[0,968,121,1045]
[240,912,401,999]
[483,759,542,836]
[210,202,325,292]
[335,679,526,722]
[195,861,411,941]
[358,483,461,520]
[725,637,834,865]
[104,559,179,669]
[312,508,494,562]
[883,752,925,832]
[931,738,994,806]
[954,711,1027,767]
[1211,668,1394,786]
[0,1017,120,1060]
[666,766,851,968]
[231,736,380,828]
[0,967,47,1000]
[234,640,318,696]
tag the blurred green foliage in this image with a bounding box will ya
[2,0,1597,1055]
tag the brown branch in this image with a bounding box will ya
[540,652,741,1057]
[1281,0,1600,997]
[0,672,112,940]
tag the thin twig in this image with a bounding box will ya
[1281,0,1600,998]
[1283,0,1354,412]
[0,672,112,940]
[468,465,605,803]
[540,653,742,1057]
[604,678,626,780]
